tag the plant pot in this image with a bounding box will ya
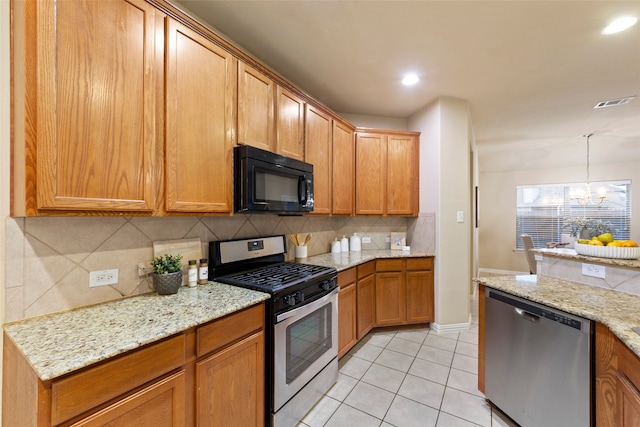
[152,271,183,295]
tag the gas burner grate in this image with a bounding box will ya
[218,262,334,289]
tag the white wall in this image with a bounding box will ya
[410,97,473,328]
[339,113,408,131]
[479,161,640,273]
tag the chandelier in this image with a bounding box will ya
[571,133,606,206]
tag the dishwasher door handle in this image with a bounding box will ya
[515,307,540,323]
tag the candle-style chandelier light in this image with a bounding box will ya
[571,133,607,206]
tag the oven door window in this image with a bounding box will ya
[286,304,333,384]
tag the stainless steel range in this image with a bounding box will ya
[209,235,338,427]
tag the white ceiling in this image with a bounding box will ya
[174,1,640,172]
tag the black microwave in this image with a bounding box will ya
[234,145,314,214]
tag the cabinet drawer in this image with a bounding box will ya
[197,303,264,357]
[52,334,186,425]
[407,257,433,270]
[376,259,404,272]
[357,261,375,278]
[338,268,357,288]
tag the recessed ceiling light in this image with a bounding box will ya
[402,74,419,86]
[602,16,638,34]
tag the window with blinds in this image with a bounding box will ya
[516,181,631,249]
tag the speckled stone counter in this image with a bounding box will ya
[3,282,270,381]
[475,275,640,358]
[298,249,435,271]
[532,247,640,269]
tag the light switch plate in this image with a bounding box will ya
[582,263,605,279]
[456,211,464,223]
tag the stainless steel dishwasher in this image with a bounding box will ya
[485,288,593,427]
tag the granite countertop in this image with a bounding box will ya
[3,282,270,381]
[532,247,640,269]
[475,275,640,358]
[298,249,435,272]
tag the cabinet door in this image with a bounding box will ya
[196,331,265,427]
[165,19,236,213]
[387,134,418,215]
[305,105,332,214]
[355,133,386,215]
[238,62,274,151]
[338,284,357,358]
[71,371,186,427]
[375,271,404,326]
[332,120,355,215]
[36,0,160,212]
[406,270,434,323]
[617,375,640,426]
[356,273,375,339]
[276,86,305,160]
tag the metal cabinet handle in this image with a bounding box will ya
[515,307,540,323]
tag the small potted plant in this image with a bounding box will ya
[150,254,183,295]
[563,217,615,240]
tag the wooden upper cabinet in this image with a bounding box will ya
[165,19,236,213]
[332,120,355,215]
[305,104,333,215]
[20,0,162,214]
[387,133,418,215]
[276,86,305,161]
[238,62,275,151]
[355,132,386,215]
[355,129,419,216]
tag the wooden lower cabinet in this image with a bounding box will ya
[596,323,640,426]
[70,371,186,427]
[3,303,265,427]
[337,268,358,358]
[356,262,376,339]
[196,331,264,427]
[375,258,434,326]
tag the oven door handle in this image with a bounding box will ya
[276,288,338,323]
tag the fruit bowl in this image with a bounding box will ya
[574,243,640,259]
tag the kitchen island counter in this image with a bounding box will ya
[475,274,640,358]
[3,282,270,381]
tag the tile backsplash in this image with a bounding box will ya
[5,215,416,322]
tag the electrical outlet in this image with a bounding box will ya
[582,263,605,279]
[362,236,372,244]
[90,269,119,287]
[386,236,391,243]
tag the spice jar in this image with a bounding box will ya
[187,260,198,287]
[198,258,208,285]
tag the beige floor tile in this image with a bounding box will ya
[349,341,384,362]
[375,349,415,373]
[338,354,372,380]
[301,395,341,427]
[326,373,358,402]
[446,368,483,397]
[344,381,395,419]
[394,329,428,344]
[408,358,451,385]
[435,412,480,427]
[361,363,406,393]
[397,374,446,409]
[325,403,382,427]
[440,388,491,427]
[361,331,395,348]
[424,334,458,352]
[454,341,478,358]
[386,336,422,357]
[458,330,479,345]
[384,395,439,427]
[451,353,478,375]
[417,345,455,367]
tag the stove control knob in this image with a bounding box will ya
[296,292,304,303]
[320,281,330,291]
[283,294,296,307]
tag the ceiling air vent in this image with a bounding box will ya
[593,96,636,109]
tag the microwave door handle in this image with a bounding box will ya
[298,176,307,205]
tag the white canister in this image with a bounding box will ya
[294,245,308,258]
[331,238,341,253]
[340,235,349,252]
[350,233,361,252]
